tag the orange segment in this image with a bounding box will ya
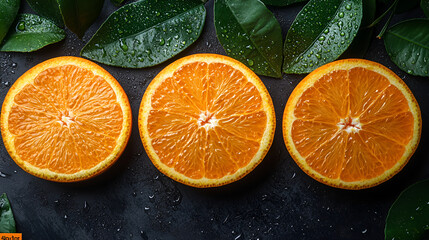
[348,67,391,117]
[312,70,349,118]
[294,86,340,124]
[139,54,275,188]
[283,59,421,189]
[305,131,348,179]
[359,85,411,123]
[215,127,260,168]
[151,76,200,118]
[363,112,414,145]
[340,132,385,182]
[1,56,132,182]
[358,130,405,170]
[291,120,339,158]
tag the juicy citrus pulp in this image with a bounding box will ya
[139,54,275,188]
[283,59,421,189]
[1,56,132,182]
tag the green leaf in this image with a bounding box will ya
[261,0,307,6]
[422,0,429,18]
[57,0,105,38]
[214,0,283,78]
[385,179,429,240]
[110,0,125,7]
[342,0,376,58]
[81,0,206,68]
[384,19,429,76]
[0,14,66,52]
[0,193,16,233]
[0,0,20,43]
[283,0,363,74]
[26,0,64,27]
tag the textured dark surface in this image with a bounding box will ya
[0,1,428,240]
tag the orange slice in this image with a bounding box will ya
[1,56,132,182]
[283,59,421,189]
[138,54,275,188]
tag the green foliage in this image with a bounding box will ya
[214,0,283,77]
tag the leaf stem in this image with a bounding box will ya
[376,0,399,39]
[366,0,399,28]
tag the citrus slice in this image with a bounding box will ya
[283,59,421,189]
[1,56,132,182]
[139,54,275,188]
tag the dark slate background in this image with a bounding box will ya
[0,1,428,239]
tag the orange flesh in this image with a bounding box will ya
[291,67,414,182]
[147,62,267,179]
[8,65,123,174]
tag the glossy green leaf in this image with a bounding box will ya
[0,193,16,233]
[0,14,66,52]
[57,0,105,38]
[283,0,362,74]
[385,179,429,240]
[0,0,20,43]
[261,0,306,6]
[26,0,64,27]
[384,19,429,76]
[342,0,376,58]
[422,0,429,18]
[110,0,125,7]
[81,0,206,68]
[214,0,283,77]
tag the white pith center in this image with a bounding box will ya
[58,110,76,127]
[197,111,218,130]
[338,116,361,133]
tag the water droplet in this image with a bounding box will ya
[407,69,413,74]
[410,216,415,220]
[345,4,352,10]
[323,29,329,34]
[119,40,128,51]
[340,32,345,36]
[319,36,325,41]
[64,215,68,219]
[247,59,254,66]
[0,172,6,178]
[339,12,344,18]
[17,21,25,31]
[159,38,165,46]
[362,229,367,234]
